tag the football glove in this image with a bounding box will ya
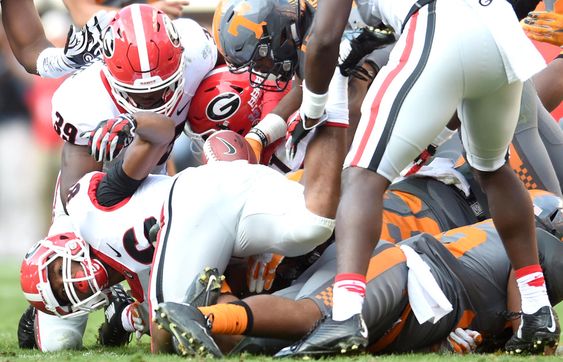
[17,306,37,349]
[98,284,134,346]
[247,253,285,293]
[285,113,318,165]
[122,301,150,340]
[522,11,563,47]
[83,113,137,163]
[444,328,483,354]
[64,10,115,67]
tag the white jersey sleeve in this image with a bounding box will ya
[174,18,218,101]
[51,61,122,146]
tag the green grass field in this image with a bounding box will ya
[1,260,561,362]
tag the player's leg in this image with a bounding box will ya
[510,80,561,196]
[149,176,235,354]
[235,169,334,258]
[536,96,563,191]
[460,76,559,354]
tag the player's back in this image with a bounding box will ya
[66,171,174,274]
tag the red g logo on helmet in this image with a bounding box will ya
[206,92,241,122]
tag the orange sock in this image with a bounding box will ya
[199,302,251,335]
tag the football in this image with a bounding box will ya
[202,130,258,164]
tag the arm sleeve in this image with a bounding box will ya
[96,160,145,207]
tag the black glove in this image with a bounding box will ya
[83,113,137,162]
[338,26,395,77]
[17,306,37,349]
[64,11,114,67]
[97,284,134,346]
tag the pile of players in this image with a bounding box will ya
[5,0,563,357]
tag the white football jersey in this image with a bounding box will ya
[65,171,174,301]
[51,18,217,146]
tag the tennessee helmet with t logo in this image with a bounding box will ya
[215,0,310,91]
[101,4,185,116]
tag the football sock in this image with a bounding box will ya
[199,301,253,335]
[332,273,366,321]
[515,264,551,314]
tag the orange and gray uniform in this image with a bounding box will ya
[278,220,563,354]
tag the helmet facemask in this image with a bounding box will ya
[104,56,185,116]
[34,238,109,318]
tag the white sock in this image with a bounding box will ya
[332,274,366,321]
[515,265,550,314]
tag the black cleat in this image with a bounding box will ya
[339,26,395,78]
[17,306,37,349]
[505,306,560,355]
[274,314,368,358]
[154,302,223,358]
[183,267,224,307]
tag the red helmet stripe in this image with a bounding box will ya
[131,4,151,77]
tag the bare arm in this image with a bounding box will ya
[303,0,352,94]
[1,0,52,74]
[122,112,176,181]
[60,143,103,207]
[63,0,118,27]
[271,78,303,120]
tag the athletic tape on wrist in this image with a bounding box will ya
[301,81,329,120]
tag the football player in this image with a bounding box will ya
[290,0,556,355]
[152,191,563,357]
[20,57,347,354]
[18,3,218,352]
[214,0,396,167]
[2,0,109,77]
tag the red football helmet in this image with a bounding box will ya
[20,233,109,318]
[101,4,185,116]
[186,65,263,147]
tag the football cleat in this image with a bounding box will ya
[339,26,395,78]
[505,306,560,354]
[17,306,37,349]
[183,267,224,307]
[154,302,223,358]
[274,314,368,358]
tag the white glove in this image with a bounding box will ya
[64,10,115,67]
[121,301,150,339]
[446,328,483,354]
[247,253,284,293]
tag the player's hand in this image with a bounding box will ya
[445,328,483,354]
[98,284,134,346]
[64,10,115,67]
[152,1,190,19]
[123,301,150,339]
[285,112,321,164]
[247,253,285,293]
[83,114,137,163]
[522,11,563,47]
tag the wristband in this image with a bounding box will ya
[247,113,287,146]
[301,81,329,120]
[36,47,76,78]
